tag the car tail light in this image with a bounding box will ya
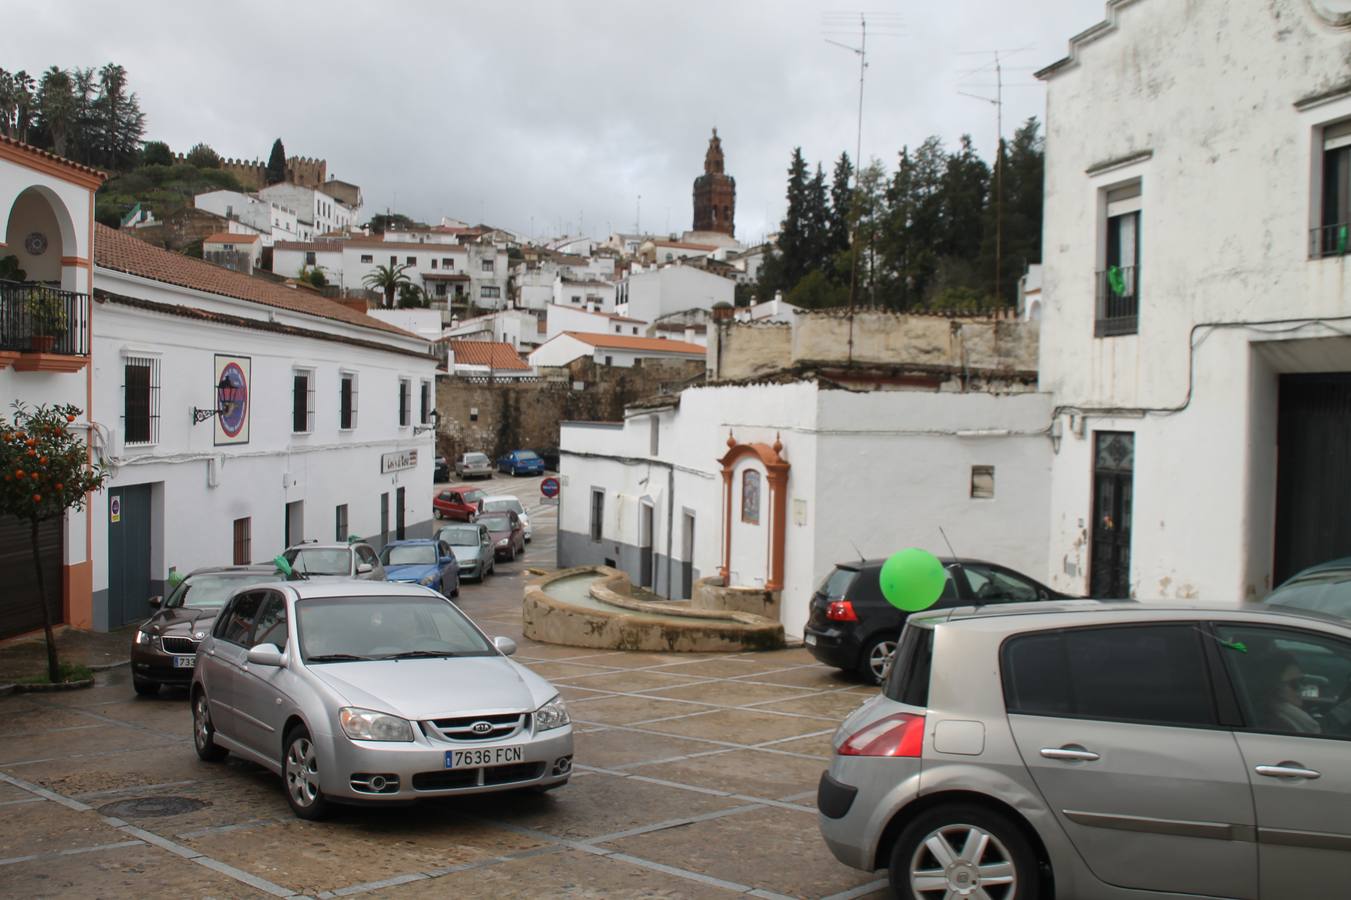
[838,713,926,757]
[826,599,858,622]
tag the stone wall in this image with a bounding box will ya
[123,208,231,254]
[434,356,704,462]
[691,575,781,620]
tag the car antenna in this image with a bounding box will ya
[848,539,866,564]
[938,527,972,605]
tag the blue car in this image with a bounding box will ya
[378,539,460,598]
[497,449,545,476]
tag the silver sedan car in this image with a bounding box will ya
[190,581,572,819]
[820,602,1351,899]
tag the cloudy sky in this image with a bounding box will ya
[11,1,1105,243]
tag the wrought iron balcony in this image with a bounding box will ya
[1095,265,1139,338]
[1311,223,1351,259]
[0,280,90,356]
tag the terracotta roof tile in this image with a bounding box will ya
[653,240,719,251]
[94,225,416,338]
[0,135,106,187]
[564,332,705,355]
[446,340,531,370]
[203,232,260,244]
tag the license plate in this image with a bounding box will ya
[445,746,523,768]
[804,634,818,646]
[173,656,196,668]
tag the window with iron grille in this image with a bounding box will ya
[305,251,316,265]
[398,378,411,427]
[1318,120,1351,258]
[340,372,358,430]
[1096,181,1141,338]
[481,258,495,272]
[232,517,251,565]
[590,489,605,542]
[335,504,348,542]
[420,380,431,424]
[480,285,501,299]
[292,368,315,433]
[122,355,160,445]
[360,254,373,263]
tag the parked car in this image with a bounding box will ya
[819,601,1351,898]
[497,449,545,477]
[481,495,532,542]
[432,486,486,521]
[282,542,386,581]
[437,523,496,581]
[478,509,526,561]
[535,447,560,472]
[1263,556,1351,618]
[804,557,1069,683]
[130,565,276,695]
[433,456,451,482]
[454,452,494,480]
[379,539,460,598]
[191,580,573,819]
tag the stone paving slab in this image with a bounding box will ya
[642,679,818,708]
[0,799,130,858]
[1,842,273,899]
[0,722,174,767]
[752,691,873,721]
[550,669,713,693]
[622,748,829,802]
[568,694,714,726]
[571,729,725,770]
[759,733,836,760]
[637,708,837,744]
[641,658,794,679]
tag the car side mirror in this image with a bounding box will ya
[356,562,373,574]
[147,595,163,609]
[492,636,517,656]
[247,643,284,667]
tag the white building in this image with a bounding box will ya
[734,296,798,324]
[257,182,359,240]
[272,240,343,284]
[443,309,544,353]
[0,136,103,638]
[90,224,436,630]
[553,276,617,312]
[557,381,1052,639]
[545,304,646,341]
[444,339,534,379]
[202,232,262,274]
[1037,0,1351,602]
[529,331,705,369]
[194,189,300,245]
[641,238,719,265]
[616,264,735,324]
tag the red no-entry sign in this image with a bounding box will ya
[540,476,560,499]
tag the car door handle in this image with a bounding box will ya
[1255,764,1321,780]
[1040,746,1100,762]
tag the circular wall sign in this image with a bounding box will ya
[24,231,48,256]
[218,362,249,437]
[1308,0,1351,26]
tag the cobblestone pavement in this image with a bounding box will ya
[0,477,888,898]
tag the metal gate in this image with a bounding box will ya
[1090,432,1134,598]
[0,515,63,639]
[1274,374,1351,584]
[108,484,152,629]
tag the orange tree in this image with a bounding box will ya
[0,402,108,682]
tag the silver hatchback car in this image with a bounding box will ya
[191,581,573,819]
[819,602,1351,899]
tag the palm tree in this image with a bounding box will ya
[37,67,76,157]
[363,263,414,309]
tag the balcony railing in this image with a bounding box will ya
[0,280,90,355]
[1311,223,1351,259]
[1095,265,1139,338]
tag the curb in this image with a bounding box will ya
[0,677,95,695]
[89,660,130,673]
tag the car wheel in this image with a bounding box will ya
[193,691,228,762]
[133,676,159,696]
[283,726,330,820]
[859,634,898,685]
[888,803,1040,900]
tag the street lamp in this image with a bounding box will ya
[413,409,440,436]
[192,374,232,425]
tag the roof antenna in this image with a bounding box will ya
[938,526,971,603]
[848,538,866,564]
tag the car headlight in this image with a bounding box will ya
[419,573,438,586]
[497,538,508,546]
[135,630,153,645]
[339,707,414,742]
[535,695,570,732]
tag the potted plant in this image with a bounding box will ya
[26,287,68,353]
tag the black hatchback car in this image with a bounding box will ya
[804,557,1068,683]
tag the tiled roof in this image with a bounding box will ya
[94,225,416,338]
[274,241,343,252]
[446,340,531,370]
[653,240,719,251]
[203,232,260,244]
[0,135,106,187]
[346,236,469,252]
[564,332,705,355]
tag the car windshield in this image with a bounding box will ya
[166,573,267,609]
[380,544,437,566]
[465,453,489,465]
[516,451,540,461]
[438,526,482,546]
[483,498,524,515]
[284,548,350,576]
[1267,572,1351,617]
[296,595,493,661]
[479,514,511,531]
[463,489,486,504]
[818,567,858,601]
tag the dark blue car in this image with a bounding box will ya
[1264,557,1351,618]
[378,539,460,598]
[497,449,545,476]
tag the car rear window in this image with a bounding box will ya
[1002,624,1217,727]
[883,622,934,707]
[817,567,858,601]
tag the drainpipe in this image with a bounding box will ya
[665,464,675,599]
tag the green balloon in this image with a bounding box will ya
[879,548,947,612]
[273,555,294,579]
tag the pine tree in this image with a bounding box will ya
[806,163,831,276]
[266,138,287,185]
[771,147,812,291]
[93,64,145,171]
[828,152,854,266]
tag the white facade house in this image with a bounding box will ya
[558,381,1053,639]
[616,264,735,323]
[272,241,343,283]
[1037,0,1351,602]
[642,239,719,264]
[257,183,358,240]
[553,276,617,312]
[202,232,262,274]
[544,304,646,341]
[734,296,798,324]
[194,189,300,245]
[529,332,705,369]
[515,263,559,311]
[90,224,436,631]
[366,309,444,342]
[0,136,103,638]
[442,309,544,352]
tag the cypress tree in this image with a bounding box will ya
[266,138,287,185]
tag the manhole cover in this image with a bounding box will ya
[98,796,209,818]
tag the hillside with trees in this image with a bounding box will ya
[757,118,1045,311]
